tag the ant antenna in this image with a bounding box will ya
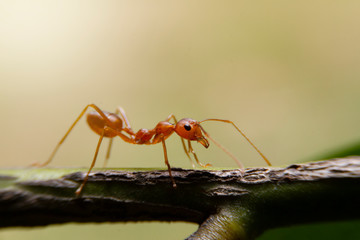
[199,119,271,167]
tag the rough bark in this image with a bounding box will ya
[0,157,360,239]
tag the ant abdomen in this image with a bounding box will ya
[86,111,123,137]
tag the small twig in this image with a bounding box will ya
[1,157,360,240]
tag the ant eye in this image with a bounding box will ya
[184,124,191,131]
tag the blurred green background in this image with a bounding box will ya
[1,1,360,239]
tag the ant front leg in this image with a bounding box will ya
[181,138,196,168]
[187,140,212,168]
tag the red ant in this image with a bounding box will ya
[34,104,271,196]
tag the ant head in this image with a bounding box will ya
[174,118,209,148]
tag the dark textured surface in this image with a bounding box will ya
[63,157,360,184]
[0,189,204,227]
[0,157,360,240]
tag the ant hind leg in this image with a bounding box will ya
[75,128,106,197]
[32,104,103,167]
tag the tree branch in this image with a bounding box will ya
[1,157,360,239]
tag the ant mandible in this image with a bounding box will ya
[35,104,271,196]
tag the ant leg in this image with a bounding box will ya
[187,140,212,168]
[115,107,133,133]
[181,138,196,168]
[103,138,114,168]
[161,137,177,188]
[33,104,95,167]
[75,128,105,197]
[164,113,179,124]
[104,127,134,167]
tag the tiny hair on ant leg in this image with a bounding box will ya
[34,104,271,196]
